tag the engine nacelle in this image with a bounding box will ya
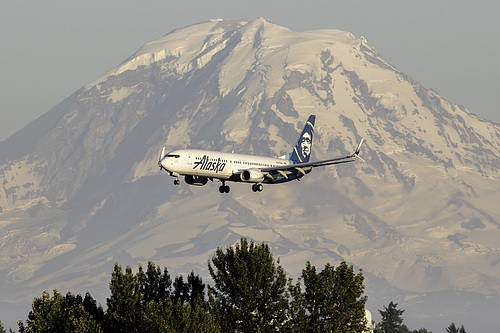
[240,169,264,183]
[184,175,208,186]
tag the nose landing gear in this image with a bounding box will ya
[170,172,181,185]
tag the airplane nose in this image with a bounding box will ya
[158,147,167,170]
[160,159,169,171]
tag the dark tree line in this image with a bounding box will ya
[0,239,471,332]
[10,237,369,332]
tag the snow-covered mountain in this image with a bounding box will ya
[1,18,499,331]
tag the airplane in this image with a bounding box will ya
[158,115,364,193]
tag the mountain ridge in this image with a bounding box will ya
[0,18,499,331]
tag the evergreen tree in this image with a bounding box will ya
[446,323,466,333]
[142,298,175,333]
[144,297,221,333]
[0,321,6,333]
[413,328,432,333]
[288,279,309,332]
[377,301,407,333]
[81,292,105,327]
[173,275,190,305]
[106,264,143,332]
[172,271,205,306]
[64,291,105,329]
[70,304,104,333]
[446,323,458,333]
[289,261,367,332]
[19,290,103,333]
[186,298,222,333]
[400,325,412,333]
[139,261,172,306]
[26,290,69,332]
[106,261,209,332]
[187,270,205,306]
[208,237,289,332]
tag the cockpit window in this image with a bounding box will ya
[167,154,180,158]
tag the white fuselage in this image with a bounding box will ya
[161,149,292,181]
[158,115,362,192]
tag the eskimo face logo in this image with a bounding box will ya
[300,132,312,158]
[193,155,226,173]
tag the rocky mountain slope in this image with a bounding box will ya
[1,18,499,330]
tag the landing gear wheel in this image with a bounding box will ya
[219,184,230,193]
[174,179,180,185]
[252,184,263,192]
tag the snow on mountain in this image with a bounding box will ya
[1,18,499,331]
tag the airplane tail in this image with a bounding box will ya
[284,115,315,164]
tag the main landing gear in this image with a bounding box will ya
[252,183,263,192]
[219,181,230,193]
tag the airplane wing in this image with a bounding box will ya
[261,138,364,176]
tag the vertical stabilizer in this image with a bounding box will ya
[284,115,315,164]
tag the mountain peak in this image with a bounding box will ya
[1,19,499,330]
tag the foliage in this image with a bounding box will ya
[375,301,408,333]
[14,238,374,332]
[18,290,103,332]
[143,298,221,333]
[172,271,205,307]
[446,322,466,333]
[105,264,142,332]
[289,261,368,332]
[105,261,212,332]
[374,302,438,333]
[208,237,289,332]
[137,261,172,306]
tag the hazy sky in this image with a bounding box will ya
[1,0,498,142]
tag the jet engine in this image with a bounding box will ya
[240,169,264,183]
[184,175,208,186]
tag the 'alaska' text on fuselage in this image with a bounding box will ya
[158,115,363,193]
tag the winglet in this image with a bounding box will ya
[349,138,365,161]
[355,138,364,155]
